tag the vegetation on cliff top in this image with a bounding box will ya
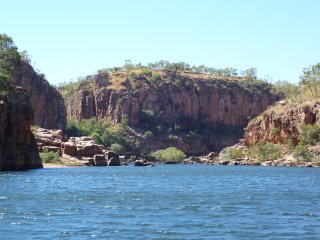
[58,60,272,97]
[0,34,48,92]
[272,63,320,106]
[0,34,21,91]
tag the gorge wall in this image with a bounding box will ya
[0,87,42,170]
[61,73,280,154]
[65,75,279,129]
[13,62,66,130]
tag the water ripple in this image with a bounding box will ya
[0,165,319,239]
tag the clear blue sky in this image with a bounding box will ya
[1,0,319,85]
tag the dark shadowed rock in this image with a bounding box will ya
[94,154,107,166]
[108,157,121,166]
[0,87,42,170]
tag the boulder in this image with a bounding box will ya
[207,152,218,159]
[42,146,60,152]
[108,157,121,166]
[82,157,94,166]
[35,128,63,149]
[62,142,78,156]
[105,151,119,161]
[134,160,153,166]
[164,160,178,164]
[94,154,107,166]
[191,156,202,164]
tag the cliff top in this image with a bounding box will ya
[58,64,273,99]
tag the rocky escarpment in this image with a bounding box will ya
[13,62,66,130]
[0,87,42,170]
[60,72,280,153]
[64,73,279,129]
[245,101,320,146]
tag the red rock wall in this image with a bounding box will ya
[13,62,66,130]
[245,103,320,146]
[66,79,279,130]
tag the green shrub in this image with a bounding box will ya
[298,124,320,145]
[121,114,129,128]
[1,34,21,91]
[223,148,243,160]
[174,124,181,131]
[65,117,136,152]
[248,142,282,161]
[150,147,186,162]
[284,139,295,153]
[168,134,179,140]
[156,125,162,133]
[292,144,311,161]
[139,109,156,127]
[271,127,280,136]
[143,130,154,138]
[141,68,152,77]
[40,149,60,163]
[109,143,125,155]
[149,73,161,84]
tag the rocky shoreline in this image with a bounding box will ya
[34,127,320,168]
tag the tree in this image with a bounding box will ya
[299,63,320,99]
[273,80,299,100]
[242,68,257,80]
[0,34,21,90]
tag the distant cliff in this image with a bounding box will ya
[60,70,280,154]
[62,72,278,127]
[13,62,66,130]
[0,87,42,170]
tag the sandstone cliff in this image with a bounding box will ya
[62,72,279,129]
[13,62,66,130]
[245,101,320,146]
[0,87,42,170]
[60,71,279,154]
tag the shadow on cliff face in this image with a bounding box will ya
[0,87,42,170]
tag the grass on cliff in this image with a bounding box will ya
[57,60,272,97]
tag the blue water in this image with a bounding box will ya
[0,165,319,240]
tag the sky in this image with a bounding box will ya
[0,0,319,85]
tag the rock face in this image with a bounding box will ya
[35,129,121,166]
[0,87,42,170]
[35,128,64,151]
[13,62,66,130]
[245,102,320,146]
[61,136,105,157]
[65,76,279,130]
[61,74,279,153]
